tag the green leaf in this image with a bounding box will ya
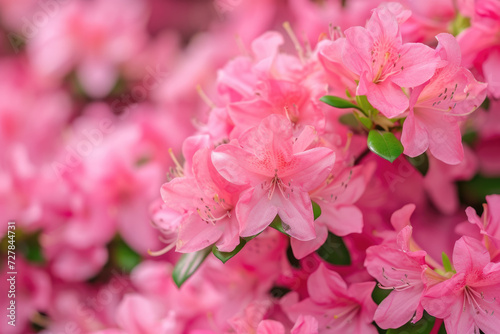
[172,247,211,288]
[442,252,454,273]
[320,95,362,111]
[316,232,351,265]
[212,238,247,263]
[406,153,429,176]
[359,116,373,130]
[339,113,361,128]
[367,130,404,163]
[387,312,436,334]
[355,95,375,115]
[312,201,322,220]
[269,215,291,236]
[371,284,392,305]
[458,175,500,210]
[113,237,142,273]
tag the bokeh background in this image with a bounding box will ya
[1,0,499,333]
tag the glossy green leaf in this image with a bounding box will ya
[339,113,361,128]
[355,95,375,115]
[312,201,322,220]
[113,237,141,273]
[387,312,436,334]
[212,238,247,263]
[320,95,362,111]
[359,116,373,130]
[367,130,404,163]
[406,152,429,176]
[316,232,351,265]
[172,247,211,288]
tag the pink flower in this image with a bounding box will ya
[422,237,500,334]
[282,263,377,333]
[401,33,487,165]
[212,115,335,241]
[291,164,374,259]
[342,6,440,118]
[160,145,241,253]
[365,225,436,329]
[465,195,500,261]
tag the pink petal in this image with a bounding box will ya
[307,264,347,304]
[452,237,490,273]
[391,43,440,88]
[342,26,372,76]
[160,177,202,212]
[291,223,328,259]
[214,214,241,252]
[483,49,500,99]
[256,320,285,334]
[176,214,224,253]
[322,205,363,236]
[390,204,415,232]
[282,148,335,190]
[290,315,319,334]
[374,287,423,329]
[364,79,409,118]
[412,108,464,165]
[212,144,268,185]
[274,190,316,241]
[236,187,279,238]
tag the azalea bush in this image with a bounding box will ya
[1,0,500,333]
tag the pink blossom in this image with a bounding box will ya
[401,33,487,164]
[464,195,500,261]
[282,263,378,333]
[422,237,500,334]
[160,145,241,253]
[365,225,441,329]
[212,115,335,241]
[342,6,440,117]
[291,164,374,259]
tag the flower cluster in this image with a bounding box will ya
[1,0,500,333]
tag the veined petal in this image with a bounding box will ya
[391,43,440,88]
[275,190,316,241]
[322,205,363,236]
[453,237,490,273]
[365,79,409,118]
[342,26,373,76]
[236,187,279,238]
[401,110,429,158]
[176,214,224,253]
[282,148,335,190]
[374,287,423,329]
[291,223,328,259]
[307,263,347,304]
[212,144,268,185]
[160,177,202,212]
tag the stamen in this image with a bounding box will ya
[168,148,184,177]
[283,21,304,63]
[196,84,216,109]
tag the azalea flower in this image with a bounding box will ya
[342,5,440,118]
[422,237,500,334]
[401,33,487,165]
[282,263,378,333]
[212,114,335,241]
